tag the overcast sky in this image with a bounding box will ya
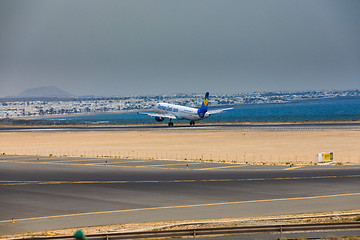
[0,0,359,96]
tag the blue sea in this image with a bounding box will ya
[40,97,360,124]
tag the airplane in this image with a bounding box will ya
[138,92,233,127]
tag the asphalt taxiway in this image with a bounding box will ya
[1,155,360,235]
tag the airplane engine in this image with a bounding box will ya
[155,116,165,122]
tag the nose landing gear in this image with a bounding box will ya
[190,121,195,126]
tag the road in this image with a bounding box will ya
[0,155,360,235]
[1,121,360,132]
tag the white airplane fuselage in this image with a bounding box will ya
[155,103,210,121]
[139,92,232,126]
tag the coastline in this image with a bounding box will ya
[10,109,139,121]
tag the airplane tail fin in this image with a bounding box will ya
[197,92,209,117]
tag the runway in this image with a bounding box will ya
[1,121,360,132]
[1,155,360,235]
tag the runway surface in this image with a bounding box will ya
[1,121,360,132]
[1,155,360,235]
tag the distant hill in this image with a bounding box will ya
[19,86,74,98]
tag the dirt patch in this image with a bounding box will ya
[2,210,360,239]
[0,129,360,165]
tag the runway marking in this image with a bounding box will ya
[3,158,360,171]
[134,162,201,167]
[76,163,193,169]
[0,159,242,171]
[1,192,360,224]
[0,160,181,169]
[83,162,109,166]
[1,175,360,186]
[283,166,304,170]
[197,165,248,170]
[40,159,109,163]
[41,159,152,164]
[0,159,203,169]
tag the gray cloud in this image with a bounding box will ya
[0,0,359,96]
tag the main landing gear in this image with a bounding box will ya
[167,120,195,127]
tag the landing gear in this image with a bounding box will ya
[168,120,174,127]
[190,121,195,126]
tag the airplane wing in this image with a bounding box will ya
[138,112,177,119]
[207,108,233,115]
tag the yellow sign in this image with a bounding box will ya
[324,152,333,162]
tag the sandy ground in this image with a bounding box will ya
[0,128,360,164]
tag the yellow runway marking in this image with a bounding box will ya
[77,163,188,170]
[2,159,360,172]
[135,162,201,167]
[40,159,151,163]
[283,166,304,170]
[41,159,105,163]
[1,192,360,224]
[36,157,59,160]
[1,175,359,186]
[197,165,248,171]
[0,160,171,169]
[79,163,184,169]
[84,162,109,166]
[1,159,200,169]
